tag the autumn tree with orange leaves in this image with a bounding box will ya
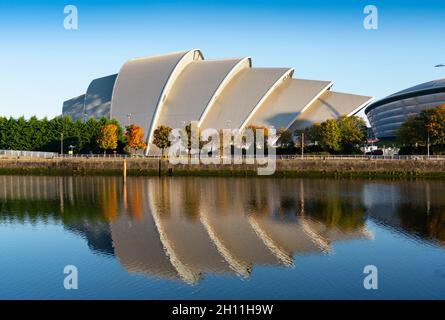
[398,104,445,153]
[96,124,118,154]
[425,104,445,145]
[125,125,147,154]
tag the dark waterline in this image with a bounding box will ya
[0,175,444,299]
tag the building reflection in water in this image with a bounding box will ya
[1,176,445,284]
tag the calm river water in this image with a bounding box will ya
[0,175,444,299]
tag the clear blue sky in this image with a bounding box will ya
[0,0,444,119]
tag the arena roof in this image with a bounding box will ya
[365,78,445,114]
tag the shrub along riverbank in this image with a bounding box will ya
[1,157,445,179]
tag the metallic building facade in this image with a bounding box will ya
[365,78,445,139]
[84,74,117,120]
[63,50,373,154]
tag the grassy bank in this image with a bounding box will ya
[1,157,445,180]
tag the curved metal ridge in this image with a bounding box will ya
[365,87,445,114]
[146,49,203,153]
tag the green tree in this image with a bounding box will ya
[319,119,342,152]
[397,116,425,146]
[0,116,6,149]
[0,115,126,154]
[277,128,293,149]
[338,116,367,153]
[305,123,321,144]
[153,125,172,157]
[184,122,202,155]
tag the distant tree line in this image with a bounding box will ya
[0,114,368,155]
[150,116,368,156]
[303,116,367,154]
[0,116,146,155]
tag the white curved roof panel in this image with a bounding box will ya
[155,58,250,130]
[110,50,203,140]
[199,67,294,130]
[289,91,373,131]
[246,78,332,130]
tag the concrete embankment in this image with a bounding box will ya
[1,157,445,179]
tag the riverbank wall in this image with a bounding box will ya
[1,157,445,179]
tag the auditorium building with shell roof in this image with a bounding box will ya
[62,49,374,154]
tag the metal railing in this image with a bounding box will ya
[0,150,58,159]
[276,154,445,160]
[56,154,130,159]
[163,154,445,161]
[1,150,445,161]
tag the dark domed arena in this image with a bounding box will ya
[365,78,445,139]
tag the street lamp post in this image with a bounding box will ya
[300,131,304,159]
[126,113,132,127]
[180,120,188,158]
[60,133,64,155]
[427,130,430,159]
[226,120,232,159]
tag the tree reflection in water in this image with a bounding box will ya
[1,176,445,284]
